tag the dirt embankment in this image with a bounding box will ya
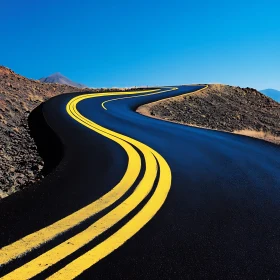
[0,66,94,198]
[137,84,280,145]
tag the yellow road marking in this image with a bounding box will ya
[48,86,213,279]
[0,89,156,266]
[1,93,159,279]
[48,148,171,280]
[1,85,205,279]
[101,86,177,110]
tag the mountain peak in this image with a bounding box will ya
[49,72,64,77]
[260,89,280,102]
[39,72,85,88]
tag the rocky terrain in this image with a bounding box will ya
[3,75,279,199]
[137,84,280,145]
[0,66,93,198]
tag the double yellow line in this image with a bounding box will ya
[0,88,173,279]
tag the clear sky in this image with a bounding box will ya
[1,0,279,89]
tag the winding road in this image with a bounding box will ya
[1,85,280,279]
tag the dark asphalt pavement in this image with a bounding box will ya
[1,86,280,279]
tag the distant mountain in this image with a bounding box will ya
[260,89,280,102]
[39,72,85,88]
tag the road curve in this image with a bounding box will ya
[1,86,280,279]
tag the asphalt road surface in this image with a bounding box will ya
[1,86,280,279]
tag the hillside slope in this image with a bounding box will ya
[137,84,280,145]
[0,66,91,198]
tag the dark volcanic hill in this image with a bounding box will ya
[39,72,85,88]
[0,66,91,198]
[260,89,280,102]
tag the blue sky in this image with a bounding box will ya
[1,0,279,89]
